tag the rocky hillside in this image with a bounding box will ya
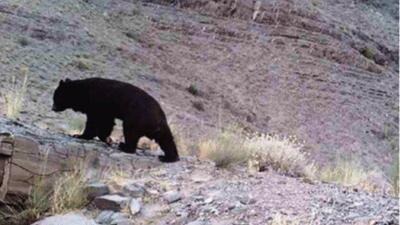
[0,118,398,225]
[0,0,398,173]
[0,0,398,224]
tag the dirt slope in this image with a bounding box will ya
[0,117,398,225]
[0,0,398,174]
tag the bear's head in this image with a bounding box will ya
[52,78,73,112]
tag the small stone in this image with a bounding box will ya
[86,183,110,200]
[94,195,130,211]
[110,218,132,225]
[187,220,205,225]
[32,213,98,225]
[111,212,129,221]
[163,191,182,204]
[123,183,145,197]
[95,210,114,224]
[204,197,214,204]
[129,198,141,215]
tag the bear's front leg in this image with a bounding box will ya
[73,114,97,140]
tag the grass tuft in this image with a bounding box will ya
[51,164,89,214]
[199,129,249,168]
[320,159,376,187]
[187,84,200,96]
[3,66,29,120]
[245,134,316,178]
[198,128,315,179]
[0,163,89,225]
[360,47,375,60]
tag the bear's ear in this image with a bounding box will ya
[59,78,72,86]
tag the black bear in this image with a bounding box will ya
[52,77,179,162]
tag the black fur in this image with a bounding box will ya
[52,77,179,162]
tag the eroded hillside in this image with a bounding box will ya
[0,0,398,174]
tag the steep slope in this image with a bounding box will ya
[0,0,398,174]
[0,117,398,225]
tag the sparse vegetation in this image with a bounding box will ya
[17,37,29,46]
[245,134,316,178]
[269,213,301,225]
[198,128,315,179]
[389,155,399,197]
[320,159,376,187]
[65,114,86,136]
[187,84,200,96]
[199,129,249,168]
[0,163,89,225]
[3,66,29,120]
[170,123,191,156]
[51,164,89,214]
[73,58,92,70]
[360,47,375,60]
[0,179,51,225]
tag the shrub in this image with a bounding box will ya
[51,165,89,214]
[199,129,249,168]
[320,159,374,187]
[3,66,29,119]
[198,128,315,179]
[245,134,316,178]
[0,163,89,225]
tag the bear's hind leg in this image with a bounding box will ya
[119,122,140,154]
[151,124,179,163]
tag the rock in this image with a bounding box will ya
[94,195,131,211]
[95,210,114,224]
[86,183,110,200]
[163,191,182,204]
[141,203,170,218]
[32,213,98,225]
[123,182,145,197]
[129,198,141,215]
[204,197,214,204]
[187,220,206,225]
[111,212,129,221]
[111,218,133,225]
[109,213,132,225]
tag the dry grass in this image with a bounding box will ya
[50,164,89,214]
[3,66,29,119]
[65,114,86,136]
[198,128,315,179]
[169,123,192,157]
[389,156,399,197]
[0,163,89,225]
[198,129,249,168]
[269,213,301,225]
[245,134,316,178]
[320,159,377,187]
